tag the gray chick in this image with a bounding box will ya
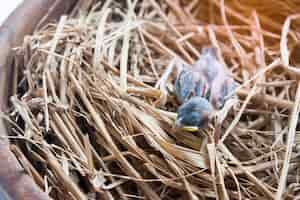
[174,47,237,131]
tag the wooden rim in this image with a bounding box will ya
[0,0,76,199]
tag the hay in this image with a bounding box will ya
[6,0,300,199]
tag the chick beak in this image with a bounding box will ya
[181,126,199,132]
[175,117,199,132]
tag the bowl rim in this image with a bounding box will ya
[0,0,76,199]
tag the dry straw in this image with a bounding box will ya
[6,0,300,199]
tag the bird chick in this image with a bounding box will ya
[194,47,238,109]
[174,47,222,104]
[175,69,209,103]
[175,96,214,132]
[193,47,220,84]
[210,77,238,109]
[174,47,238,130]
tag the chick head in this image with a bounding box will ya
[175,96,214,132]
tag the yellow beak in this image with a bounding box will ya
[176,116,199,132]
[181,126,199,132]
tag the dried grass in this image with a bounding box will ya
[6,0,300,199]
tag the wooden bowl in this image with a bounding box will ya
[0,0,76,199]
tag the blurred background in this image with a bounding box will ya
[0,0,22,24]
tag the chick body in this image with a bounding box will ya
[174,47,238,130]
[176,97,214,129]
[175,69,209,103]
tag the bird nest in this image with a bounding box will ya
[6,0,300,199]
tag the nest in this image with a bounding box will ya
[6,0,300,199]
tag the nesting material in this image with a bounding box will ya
[7,0,300,199]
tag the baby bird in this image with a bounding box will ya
[175,97,214,131]
[174,48,217,104]
[210,77,238,109]
[198,48,238,109]
[174,47,237,131]
[174,68,209,103]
